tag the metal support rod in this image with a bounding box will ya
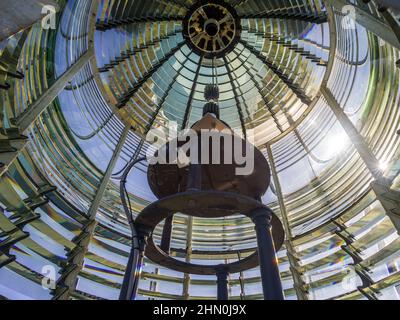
[266,145,309,300]
[160,215,174,254]
[1,49,94,178]
[216,266,229,301]
[118,156,148,300]
[182,216,194,300]
[321,86,384,181]
[251,208,285,300]
[186,164,202,191]
[237,251,246,300]
[16,48,94,133]
[89,126,131,219]
[322,86,400,233]
[119,233,147,300]
[56,125,131,300]
[120,246,138,300]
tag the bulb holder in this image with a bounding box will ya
[203,102,220,118]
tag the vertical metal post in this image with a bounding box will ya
[187,164,202,191]
[56,125,130,300]
[118,156,148,301]
[251,208,284,300]
[216,266,229,300]
[266,145,309,300]
[237,251,246,300]
[321,86,400,233]
[0,49,94,179]
[16,48,95,133]
[119,233,147,300]
[182,216,194,299]
[321,86,384,181]
[120,246,138,300]
[160,215,174,254]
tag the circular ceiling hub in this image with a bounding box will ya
[183,0,242,58]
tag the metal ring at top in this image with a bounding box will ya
[182,0,242,58]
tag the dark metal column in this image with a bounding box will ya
[321,86,383,181]
[119,232,147,300]
[266,145,309,300]
[182,216,194,300]
[251,208,284,300]
[160,215,173,254]
[216,266,229,301]
[187,164,202,191]
[119,157,148,300]
[55,125,130,300]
